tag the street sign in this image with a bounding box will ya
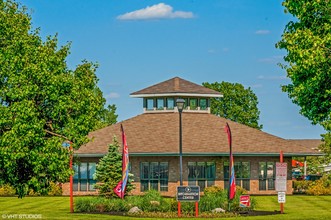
[177,186,200,202]
[278,192,286,203]
[276,162,287,192]
[239,195,250,208]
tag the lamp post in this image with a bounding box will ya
[176,98,185,186]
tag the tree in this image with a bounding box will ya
[276,1,331,156]
[203,81,263,130]
[93,104,118,131]
[0,0,116,197]
[94,137,134,198]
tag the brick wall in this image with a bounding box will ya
[63,155,293,196]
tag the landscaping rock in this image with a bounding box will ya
[212,208,226,213]
[150,200,160,206]
[128,206,142,214]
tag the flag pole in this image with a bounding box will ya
[225,122,236,212]
[113,124,129,199]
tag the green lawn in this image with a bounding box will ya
[0,195,331,219]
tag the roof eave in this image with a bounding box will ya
[130,93,223,98]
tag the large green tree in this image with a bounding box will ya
[276,0,331,154]
[203,81,263,130]
[0,0,116,197]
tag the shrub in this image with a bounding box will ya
[47,182,62,196]
[200,186,228,211]
[0,184,16,196]
[306,175,331,195]
[293,180,312,193]
[28,189,41,196]
[140,190,171,212]
[75,196,133,213]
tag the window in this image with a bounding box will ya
[156,98,164,110]
[188,162,215,191]
[73,162,96,192]
[199,98,207,110]
[166,98,174,110]
[224,161,250,191]
[146,98,154,110]
[178,98,188,109]
[259,162,275,190]
[140,162,168,192]
[189,98,198,110]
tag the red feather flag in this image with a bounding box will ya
[225,122,236,200]
[113,124,129,199]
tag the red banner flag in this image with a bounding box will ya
[114,124,129,199]
[121,124,129,198]
[225,122,236,200]
[113,180,123,198]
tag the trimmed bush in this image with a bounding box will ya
[47,182,62,196]
[0,184,16,196]
[200,186,228,211]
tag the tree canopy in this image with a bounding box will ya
[276,0,331,127]
[276,0,331,155]
[203,81,263,130]
[0,0,117,197]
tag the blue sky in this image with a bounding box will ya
[21,0,324,139]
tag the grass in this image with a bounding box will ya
[0,195,331,219]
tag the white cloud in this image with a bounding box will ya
[255,30,271,35]
[105,92,120,99]
[117,3,194,20]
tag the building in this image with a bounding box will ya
[62,77,323,196]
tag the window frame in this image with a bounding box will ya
[259,161,275,191]
[188,161,216,191]
[140,162,169,192]
[224,161,250,191]
[73,162,96,192]
[156,98,164,110]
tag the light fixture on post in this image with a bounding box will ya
[176,98,185,186]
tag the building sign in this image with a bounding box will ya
[276,162,287,192]
[177,186,200,202]
[239,195,250,208]
[278,192,286,203]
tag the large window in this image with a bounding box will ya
[73,162,96,192]
[146,98,154,110]
[259,162,275,190]
[199,98,207,110]
[156,98,164,110]
[188,162,215,191]
[224,161,250,191]
[166,98,174,110]
[189,98,198,110]
[140,162,168,192]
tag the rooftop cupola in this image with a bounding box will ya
[130,77,223,114]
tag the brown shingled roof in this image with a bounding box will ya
[130,77,222,97]
[76,112,322,156]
